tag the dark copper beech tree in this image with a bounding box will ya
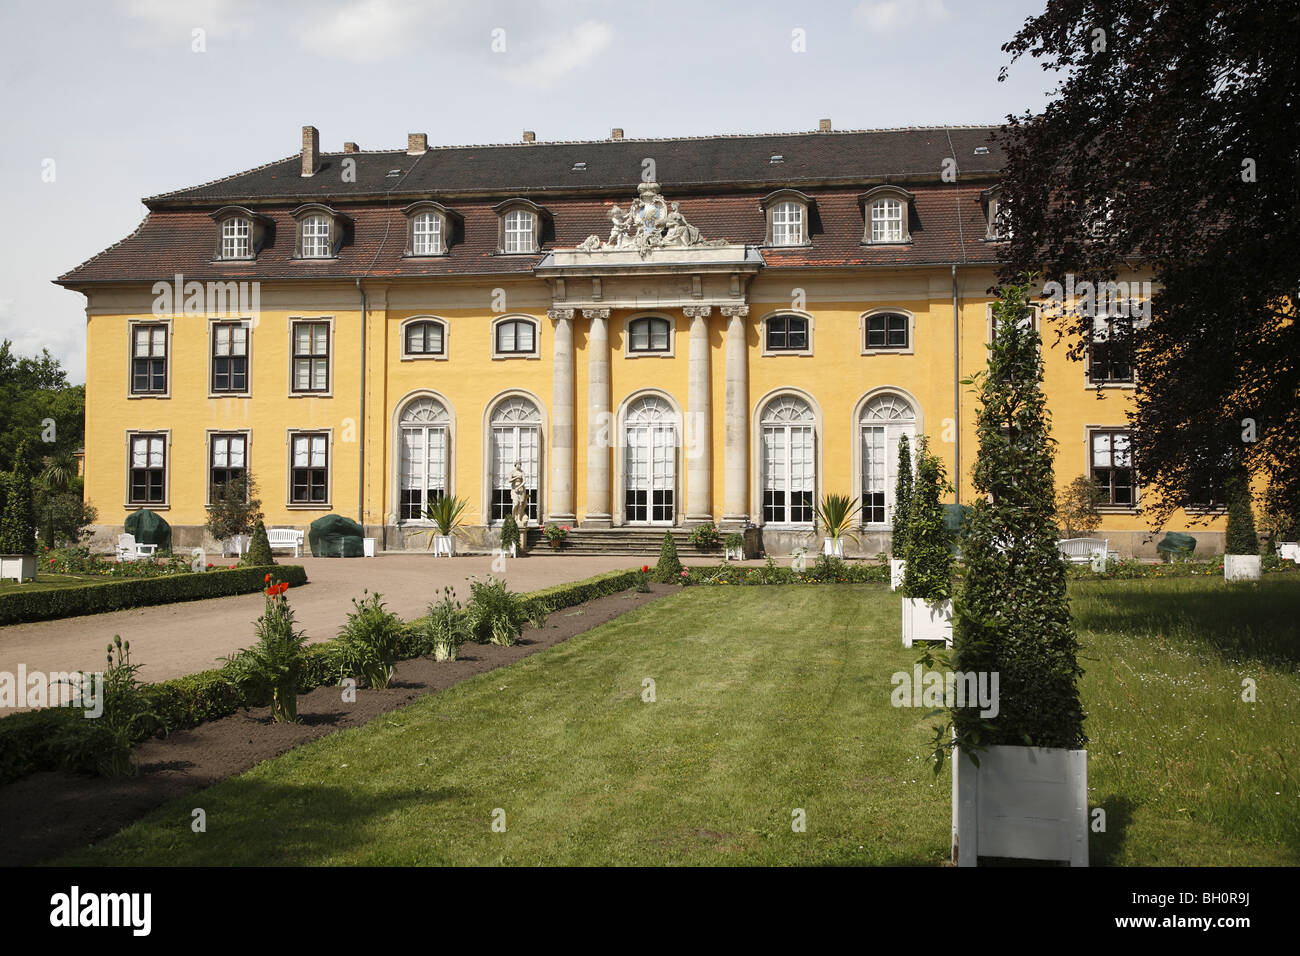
[994,0,1300,527]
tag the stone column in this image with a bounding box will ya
[583,308,612,527]
[721,305,749,526]
[683,306,713,524]
[547,308,576,524]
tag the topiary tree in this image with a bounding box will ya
[0,441,37,556]
[242,520,276,567]
[892,433,914,558]
[944,275,1085,762]
[1058,474,1104,539]
[652,530,683,583]
[206,473,263,548]
[901,439,953,601]
[1224,466,1259,555]
[500,513,521,553]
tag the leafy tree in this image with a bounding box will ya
[892,434,914,558]
[206,474,263,545]
[652,530,683,583]
[1059,475,1104,539]
[1224,467,1259,555]
[945,277,1086,761]
[901,439,953,601]
[995,0,1300,526]
[0,341,83,472]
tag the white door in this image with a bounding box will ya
[760,395,816,526]
[860,393,917,526]
[625,396,676,524]
[489,397,541,524]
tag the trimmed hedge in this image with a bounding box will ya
[0,567,641,785]
[0,565,308,627]
[688,560,890,585]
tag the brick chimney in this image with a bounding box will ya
[611,127,624,140]
[818,118,832,132]
[343,142,360,153]
[522,130,535,143]
[407,132,428,155]
[301,125,319,177]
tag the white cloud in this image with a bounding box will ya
[122,0,255,43]
[499,20,614,90]
[296,0,435,63]
[852,0,949,33]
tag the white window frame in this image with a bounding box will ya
[300,215,332,258]
[1087,426,1139,511]
[206,430,251,506]
[220,217,251,259]
[127,320,171,399]
[209,318,252,397]
[288,317,334,396]
[503,210,535,254]
[411,212,443,256]
[871,199,904,243]
[124,429,171,509]
[769,201,805,246]
[623,314,675,358]
[287,429,333,509]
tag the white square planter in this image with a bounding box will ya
[724,545,744,561]
[433,535,456,557]
[823,537,844,558]
[363,537,377,558]
[889,558,906,592]
[901,596,953,647]
[952,745,1088,867]
[1224,554,1261,582]
[0,554,37,583]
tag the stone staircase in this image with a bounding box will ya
[520,525,723,557]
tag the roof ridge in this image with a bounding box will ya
[56,213,155,283]
[145,152,300,202]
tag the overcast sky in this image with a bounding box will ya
[0,0,1058,383]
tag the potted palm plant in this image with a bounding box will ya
[941,276,1088,867]
[891,434,913,591]
[900,440,953,647]
[816,492,859,558]
[408,495,469,556]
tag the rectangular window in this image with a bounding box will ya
[128,434,166,504]
[221,218,250,258]
[301,216,331,258]
[291,321,330,392]
[413,215,442,255]
[1090,429,1136,506]
[861,425,887,523]
[1087,314,1134,384]
[209,433,247,500]
[130,324,168,395]
[495,320,535,355]
[503,211,534,253]
[290,433,329,505]
[211,322,249,393]
[866,313,908,350]
[766,315,809,352]
[770,202,803,245]
[871,200,903,242]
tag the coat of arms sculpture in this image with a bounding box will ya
[577,183,726,258]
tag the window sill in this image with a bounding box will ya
[208,391,252,400]
[761,241,814,250]
[490,352,540,361]
[861,347,913,356]
[761,348,814,358]
[624,349,674,360]
[860,239,912,247]
[400,353,448,362]
[401,252,449,259]
[286,502,332,511]
[125,502,170,511]
[1086,380,1136,389]
[288,390,334,399]
[1096,504,1141,514]
[292,256,340,262]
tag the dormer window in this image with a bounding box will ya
[859,186,914,244]
[982,186,1010,240]
[290,204,350,260]
[210,206,271,261]
[402,201,460,257]
[494,199,549,254]
[760,189,812,247]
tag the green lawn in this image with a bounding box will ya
[0,573,103,594]
[58,577,1300,866]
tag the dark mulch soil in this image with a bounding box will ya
[0,584,675,866]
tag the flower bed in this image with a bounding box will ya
[40,546,198,579]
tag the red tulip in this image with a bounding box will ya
[264,573,272,583]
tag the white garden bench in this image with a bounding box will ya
[266,528,304,557]
[116,533,157,562]
[1057,537,1109,564]
[1278,542,1300,563]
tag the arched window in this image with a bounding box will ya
[859,393,916,525]
[403,319,445,357]
[865,312,909,350]
[761,395,816,525]
[398,396,450,522]
[765,313,810,352]
[624,395,677,524]
[490,397,541,522]
[494,317,537,356]
[628,317,671,353]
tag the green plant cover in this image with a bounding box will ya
[308,514,364,558]
[124,508,171,552]
[892,433,914,558]
[0,442,38,555]
[500,514,521,550]
[901,441,953,600]
[1225,468,1260,555]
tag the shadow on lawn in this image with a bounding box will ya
[1088,794,1139,866]
[1071,579,1300,667]
[75,778,469,866]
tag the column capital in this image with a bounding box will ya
[547,308,575,322]
[581,307,611,321]
[682,305,714,319]
[719,304,750,318]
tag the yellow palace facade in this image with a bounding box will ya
[58,124,1223,556]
